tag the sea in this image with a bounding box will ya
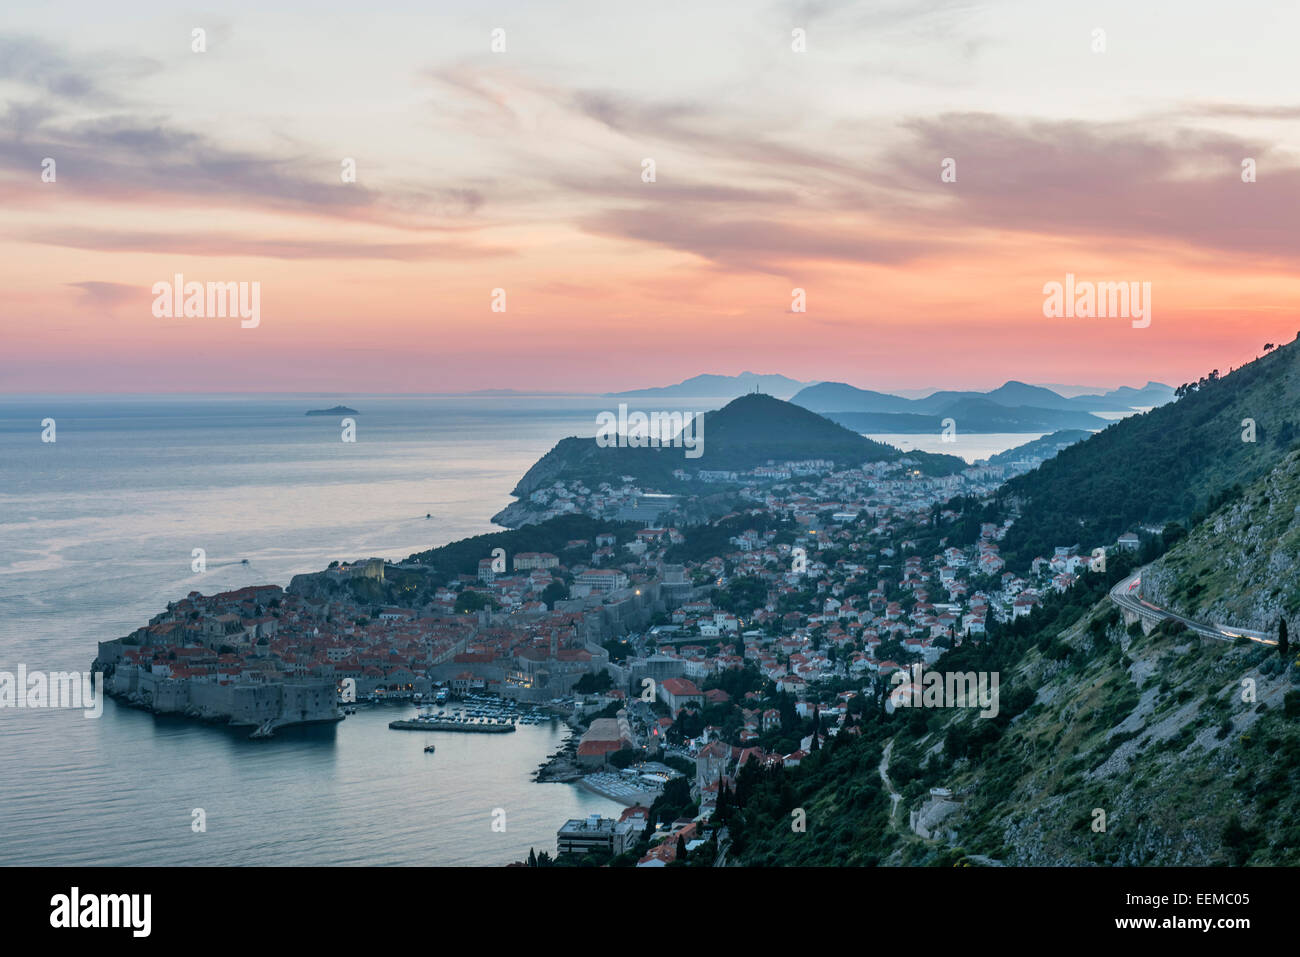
[0,393,1034,866]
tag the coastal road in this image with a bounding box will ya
[1108,571,1275,645]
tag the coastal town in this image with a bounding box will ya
[90,430,1145,864]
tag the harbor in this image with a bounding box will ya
[388,692,562,734]
[390,717,515,733]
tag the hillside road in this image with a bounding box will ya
[1108,571,1274,645]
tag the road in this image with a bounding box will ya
[1108,571,1274,645]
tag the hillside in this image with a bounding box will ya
[993,338,1300,566]
[731,563,1300,866]
[1141,448,1300,632]
[507,394,967,500]
[730,345,1300,868]
[902,599,1300,865]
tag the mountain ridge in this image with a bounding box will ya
[500,393,967,517]
[608,372,812,400]
[792,378,1172,419]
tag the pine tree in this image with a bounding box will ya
[527,847,537,867]
[1280,618,1290,659]
[676,835,688,862]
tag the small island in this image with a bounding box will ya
[306,405,358,416]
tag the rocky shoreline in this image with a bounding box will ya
[489,499,546,528]
[533,720,585,783]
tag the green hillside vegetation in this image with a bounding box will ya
[993,337,1300,567]
[906,608,1300,865]
[403,515,638,583]
[728,729,893,866]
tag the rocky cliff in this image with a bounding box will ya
[1142,449,1300,633]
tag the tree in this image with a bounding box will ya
[574,670,612,694]
[527,847,537,867]
[676,835,688,863]
[541,581,568,607]
[455,589,497,614]
[1280,618,1290,659]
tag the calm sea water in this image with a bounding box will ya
[864,432,1050,462]
[0,394,1028,865]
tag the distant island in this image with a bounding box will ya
[820,401,1107,434]
[608,371,813,401]
[790,378,1174,417]
[602,374,1173,411]
[306,406,358,416]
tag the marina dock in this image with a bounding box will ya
[389,718,516,733]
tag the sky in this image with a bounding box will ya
[2,0,1298,394]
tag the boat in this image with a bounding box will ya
[424,744,436,753]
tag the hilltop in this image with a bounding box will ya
[504,393,966,502]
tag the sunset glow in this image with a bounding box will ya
[3,0,1299,392]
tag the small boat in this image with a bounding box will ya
[424,744,436,753]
